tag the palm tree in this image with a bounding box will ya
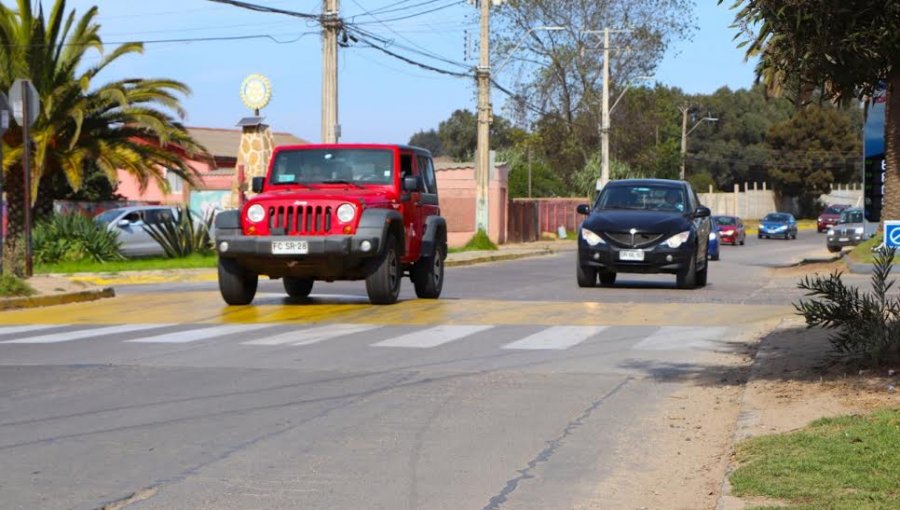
[0,0,210,270]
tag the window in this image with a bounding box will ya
[269,149,394,185]
[144,208,175,225]
[417,155,437,194]
[166,170,183,193]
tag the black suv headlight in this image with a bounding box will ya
[581,228,605,246]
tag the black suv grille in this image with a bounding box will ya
[269,205,332,235]
[604,231,664,248]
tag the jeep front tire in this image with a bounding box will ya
[366,236,402,304]
[218,257,258,305]
[413,244,445,299]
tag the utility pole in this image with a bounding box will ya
[475,0,492,233]
[321,0,340,143]
[600,27,610,192]
[680,105,689,181]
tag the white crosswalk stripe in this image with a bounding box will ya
[0,325,61,337]
[632,326,729,351]
[0,324,163,344]
[373,325,494,348]
[126,324,270,344]
[501,325,608,350]
[243,324,379,346]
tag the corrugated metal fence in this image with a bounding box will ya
[507,198,587,243]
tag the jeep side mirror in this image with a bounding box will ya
[693,206,711,218]
[576,204,591,215]
[402,176,419,192]
[251,176,265,193]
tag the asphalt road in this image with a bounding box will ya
[0,231,853,510]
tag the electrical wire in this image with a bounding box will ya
[204,0,319,20]
[352,0,465,24]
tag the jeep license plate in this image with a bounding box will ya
[272,240,309,255]
[619,249,644,261]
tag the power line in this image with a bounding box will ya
[353,0,465,24]
[204,0,319,20]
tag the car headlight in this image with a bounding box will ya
[774,225,786,231]
[855,227,864,234]
[664,231,691,248]
[708,232,717,241]
[581,228,605,246]
[246,204,266,223]
[337,203,356,223]
[827,228,835,236]
[722,229,734,236]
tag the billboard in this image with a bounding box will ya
[863,85,886,222]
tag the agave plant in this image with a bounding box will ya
[33,213,124,264]
[142,208,214,258]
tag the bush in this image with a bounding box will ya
[795,246,900,364]
[142,207,214,258]
[0,274,35,297]
[33,214,124,264]
[463,229,498,251]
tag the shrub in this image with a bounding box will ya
[142,207,214,258]
[33,214,124,264]
[463,229,498,251]
[795,247,900,364]
[0,274,35,297]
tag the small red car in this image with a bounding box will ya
[817,204,850,233]
[712,215,745,245]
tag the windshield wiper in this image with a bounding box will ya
[321,179,364,189]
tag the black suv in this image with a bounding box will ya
[576,179,712,289]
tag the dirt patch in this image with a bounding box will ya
[767,259,847,278]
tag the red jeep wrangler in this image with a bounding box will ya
[214,144,447,305]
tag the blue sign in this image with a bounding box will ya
[884,221,900,249]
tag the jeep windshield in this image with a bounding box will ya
[595,184,686,212]
[269,149,394,186]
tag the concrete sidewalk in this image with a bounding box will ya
[2,240,575,308]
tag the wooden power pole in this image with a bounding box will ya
[475,0,492,234]
[322,0,340,143]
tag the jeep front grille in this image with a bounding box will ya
[604,232,664,248]
[268,205,333,235]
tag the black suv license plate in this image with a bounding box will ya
[619,249,644,261]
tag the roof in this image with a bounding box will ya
[435,161,508,171]
[605,178,687,188]
[185,127,308,157]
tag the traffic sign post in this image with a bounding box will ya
[884,221,900,250]
[9,78,39,276]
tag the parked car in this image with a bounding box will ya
[712,215,746,245]
[817,204,851,233]
[94,206,180,257]
[758,212,798,240]
[214,143,447,305]
[708,228,720,261]
[826,208,876,253]
[576,179,712,289]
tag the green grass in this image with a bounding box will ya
[0,274,36,297]
[35,253,217,274]
[730,408,900,510]
[450,229,499,253]
[846,234,900,264]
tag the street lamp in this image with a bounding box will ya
[679,106,718,180]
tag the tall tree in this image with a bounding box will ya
[0,0,209,262]
[408,129,442,157]
[766,105,861,213]
[724,0,900,219]
[435,109,523,162]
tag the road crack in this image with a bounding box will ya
[480,377,633,510]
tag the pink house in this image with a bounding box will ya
[115,127,308,207]
[434,161,509,246]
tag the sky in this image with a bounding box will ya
[64,0,758,145]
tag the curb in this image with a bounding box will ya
[0,287,115,311]
[446,249,554,267]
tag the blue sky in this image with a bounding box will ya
[66,0,757,144]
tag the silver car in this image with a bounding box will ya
[826,208,876,253]
[94,206,179,257]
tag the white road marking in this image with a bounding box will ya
[501,325,608,350]
[373,325,493,348]
[243,324,379,346]
[0,325,60,337]
[632,326,729,351]
[0,324,163,344]
[127,324,269,344]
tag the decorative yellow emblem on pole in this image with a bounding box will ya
[240,73,272,113]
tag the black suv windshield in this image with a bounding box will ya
[596,184,686,212]
[270,149,393,185]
